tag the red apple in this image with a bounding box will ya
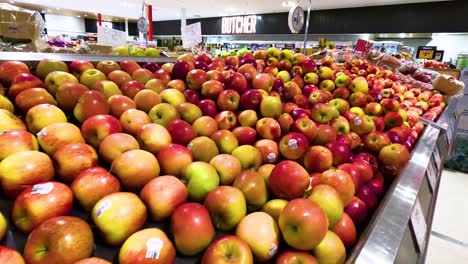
[0,246,25,264]
[279,198,328,250]
[55,82,89,112]
[71,166,121,211]
[201,235,253,264]
[156,144,193,177]
[96,60,120,76]
[74,90,110,123]
[98,133,139,163]
[303,146,333,173]
[379,143,410,177]
[320,169,355,205]
[81,114,122,148]
[279,132,309,160]
[269,161,310,200]
[118,228,176,264]
[140,176,188,221]
[12,181,73,233]
[119,109,151,136]
[313,124,337,146]
[137,123,172,154]
[171,203,215,256]
[23,216,93,264]
[326,141,351,166]
[112,149,160,191]
[276,251,318,264]
[0,129,38,160]
[53,143,98,182]
[119,60,141,76]
[0,60,30,85]
[9,73,44,99]
[198,99,218,117]
[14,88,55,114]
[0,151,54,198]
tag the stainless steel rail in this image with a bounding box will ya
[0,52,177,63]
[347,96,459,263]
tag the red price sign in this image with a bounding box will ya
[354,39,374,57]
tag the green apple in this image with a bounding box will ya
[176,103,202,124]
[79,69,107,89]
[188,136,219,162]
[148,103,180,127]
[160,89,186,106]
[231,145,263,171]
[36,59,69,80]
[262,199,288,223]
[277,70,291,82]
[313,231,346,264]
[260,96,282,118]
[210,130,239,154]
[91,80,122,99]
[349,76,369,94]
[308,184,344,227]
[204,186,247,231]
[182,161,220,202]
[92,192,147,246]
[44,71,78,96]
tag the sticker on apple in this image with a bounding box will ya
[145,238,163,259]
[354,117,362,126]
[267,153,277,163]
[31,182,54,195]
[268,244,278,256]
[36,128,47,138]
[288,139,298,150]
[95,200,112,217]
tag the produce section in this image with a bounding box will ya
[0,46,461,264]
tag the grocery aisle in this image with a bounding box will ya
[425,169,468,263]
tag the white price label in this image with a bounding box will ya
[97,26,127,48]
[95,200,112,217]
[426,161,437,192]
[146,238,163,259]
[288,139,298,150]
[410,198,427,252]
[31,182,54,195]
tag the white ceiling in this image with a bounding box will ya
[10,0,449,21]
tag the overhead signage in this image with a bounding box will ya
[416,46,437,59]
[221,15,257,34]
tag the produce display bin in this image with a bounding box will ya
[0,52,460,264]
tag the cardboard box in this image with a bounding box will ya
[0,4,44,40]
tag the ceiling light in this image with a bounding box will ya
[84,14,88,17]
[47,9,51,12]
[77,15,81,18]
[55,7,60,10]
[9,1,14,4]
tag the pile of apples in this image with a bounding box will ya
[0,46,446,264]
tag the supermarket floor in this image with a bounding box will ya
[424,169,468,263]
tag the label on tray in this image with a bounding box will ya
[31,182,54,195]
[410,198,427,252]
[433,147,441,170]
[146,238,164,259]
[426,160,437,192]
